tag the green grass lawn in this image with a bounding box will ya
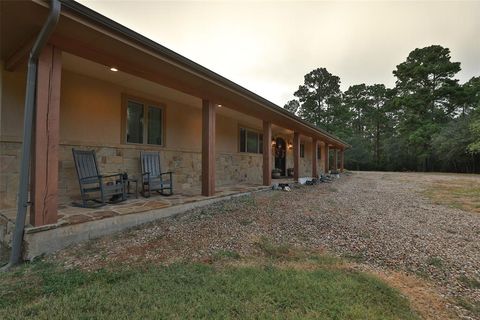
[0,256,418,320]
[422,179,480,214]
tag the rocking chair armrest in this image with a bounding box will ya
[102,173,124,179]
[141,172,172,182]
[79,175,103,182]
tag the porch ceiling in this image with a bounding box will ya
[1,0,348,149]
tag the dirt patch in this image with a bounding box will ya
[367,267,457,320]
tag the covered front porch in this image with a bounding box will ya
[2,48,345,229]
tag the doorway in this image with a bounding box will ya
[274,137,287,176]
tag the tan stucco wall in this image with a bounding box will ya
[1,68,249,153]
[60,70,206,150]
[60,71,123,145]
[0,64,26,139]
[216,113,239,153]
[60,71,250,153]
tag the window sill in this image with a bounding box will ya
[125,142,164,148]
[239,151,264,156]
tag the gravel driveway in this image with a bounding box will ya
[53,171,480,319]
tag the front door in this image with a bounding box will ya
[274,137,286,176]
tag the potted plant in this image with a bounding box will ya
[272,168,282,179]
[287,168,294,177]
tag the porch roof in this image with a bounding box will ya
[2,0,349,149]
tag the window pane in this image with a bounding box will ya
[126,101,144,143]
[300,144,305,158]
[259,134,263,154]
[247,131,258,153]
[148,106,163,145]
[317,146,321,159]
[240,128,246,152]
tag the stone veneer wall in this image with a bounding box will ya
[0,142,20,210]
[0,141,263,210]
[300,156,313,177]
[216,153,263,186]
[58,144,205,205]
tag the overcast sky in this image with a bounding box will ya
[78,0,480,106]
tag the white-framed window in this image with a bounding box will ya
[124,97,164,146]
[239,127,263,154]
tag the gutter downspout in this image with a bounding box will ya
[2,0,61,270]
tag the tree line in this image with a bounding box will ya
[284,45,480,173]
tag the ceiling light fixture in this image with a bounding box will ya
[110,67,118,72]
[217,104,223,107]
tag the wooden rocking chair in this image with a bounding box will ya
[72,149,126,207]
[140,151,173,197]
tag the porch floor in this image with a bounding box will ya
[1,183,284,232]
[71,183,281,227]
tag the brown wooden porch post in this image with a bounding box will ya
[30,45,62,226]
[262,121,272,186]
[340,149,345,173]
[333,148,338,171]
[320,142,326,174]
[293,132,300,181]
[312,138,318,178]
[324,144,330,174]
[202,99,216,196]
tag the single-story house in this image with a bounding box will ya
[0,0,348,260]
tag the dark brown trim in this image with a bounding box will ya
[293,132,300,181]
[300,143,305,158]
[333,149,338,171]
[262,121,272,186]
[340,149,345,173]
[312,138,318,178]
[202,99,215,196]
[324,144,330,173]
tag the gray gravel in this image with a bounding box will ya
[52,171,480,319]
